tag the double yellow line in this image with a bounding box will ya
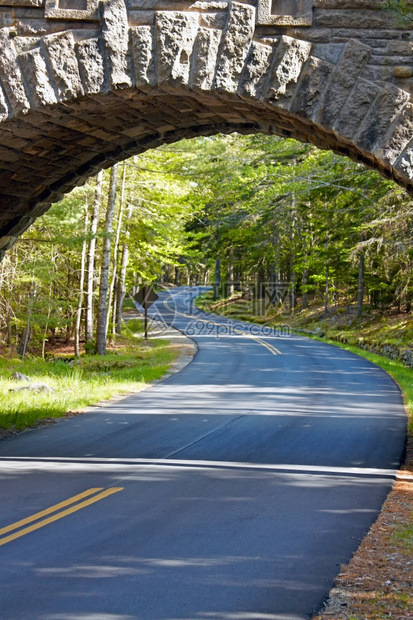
[163,290,282,356]
[0,487,123,547]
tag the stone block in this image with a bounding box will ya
[395,145,413,180]
[315,9,405,30]
[290,55,333,119]
[239,40,274,100]
[19,46,57,108]
[316,39,371,128]
[199,12,226,29]
[76,37,106,94]
[129,11,155,26]
[257,0,313,26]
[0,0,41,5]
[101,0,133,89]
[393,66,413,79]
[356,83,410,153]
[334,78,379,141]
[45,0,99,21]
[214,2,255,94]
[379,103,413,165]
[312,43,344,64]
[190,26,222,91]
[131,26,157,89]
[0,29,30,115]
[156,11,199,87]
[265,35,312,105]
[0,82,9,121]
[42,31,84,101]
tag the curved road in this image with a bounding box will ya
[0,287,407,619]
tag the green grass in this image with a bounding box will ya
[392,521,413,555]
[0,336,178,431]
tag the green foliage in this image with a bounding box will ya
[2,132,413,357]
[383,0,413,21]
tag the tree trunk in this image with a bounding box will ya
[116,229,130,334]
[228,248,234,296]
[108,162,127,338]
[96,165,118,355]
[42,280,53,360]
[213,258,221,300]
[75,205,89,356]
[272,225,281,305]
[85,170,103,343]
[357,240,364,318]
[324,263,329,314]
[302,267,308,309]
[290,257,296,313]
[18,283,36,360]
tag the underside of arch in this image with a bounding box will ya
[0,0,412,257]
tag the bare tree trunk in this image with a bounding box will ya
[107,163,127,338]
[270,224,281,305]
[116,229,130,334]
[290,258,296,313]
[357,238,364,319]
[213,258,221,300]
[18,283,36,361]
[75,205,89,356]
[42,279,53,360]
[301,267,308,309]
[228,248,234,296]
[85,170,103,343]
[96,165,118,355]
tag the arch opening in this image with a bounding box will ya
[0,86,412,259]
[0,0,412,257]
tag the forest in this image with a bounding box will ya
[0,132,412,357]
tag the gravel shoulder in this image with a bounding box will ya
[313,438,413,620]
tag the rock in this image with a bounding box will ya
[10,371,30,381]
[9,382,55,393]
[393,66,413,79]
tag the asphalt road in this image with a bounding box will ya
[0,287,407,620]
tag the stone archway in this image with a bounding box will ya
[0,0,412,257]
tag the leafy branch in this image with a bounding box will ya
[383,0,413,22]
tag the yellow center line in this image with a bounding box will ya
[0,487,104,536]
[163,291,282,356]
[0,487,123,547]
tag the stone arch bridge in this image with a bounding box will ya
[0,0,412,257]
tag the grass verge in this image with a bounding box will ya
[0,333,179,433]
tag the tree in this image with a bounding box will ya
[96,164,118,355]
[85,171,103,344]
